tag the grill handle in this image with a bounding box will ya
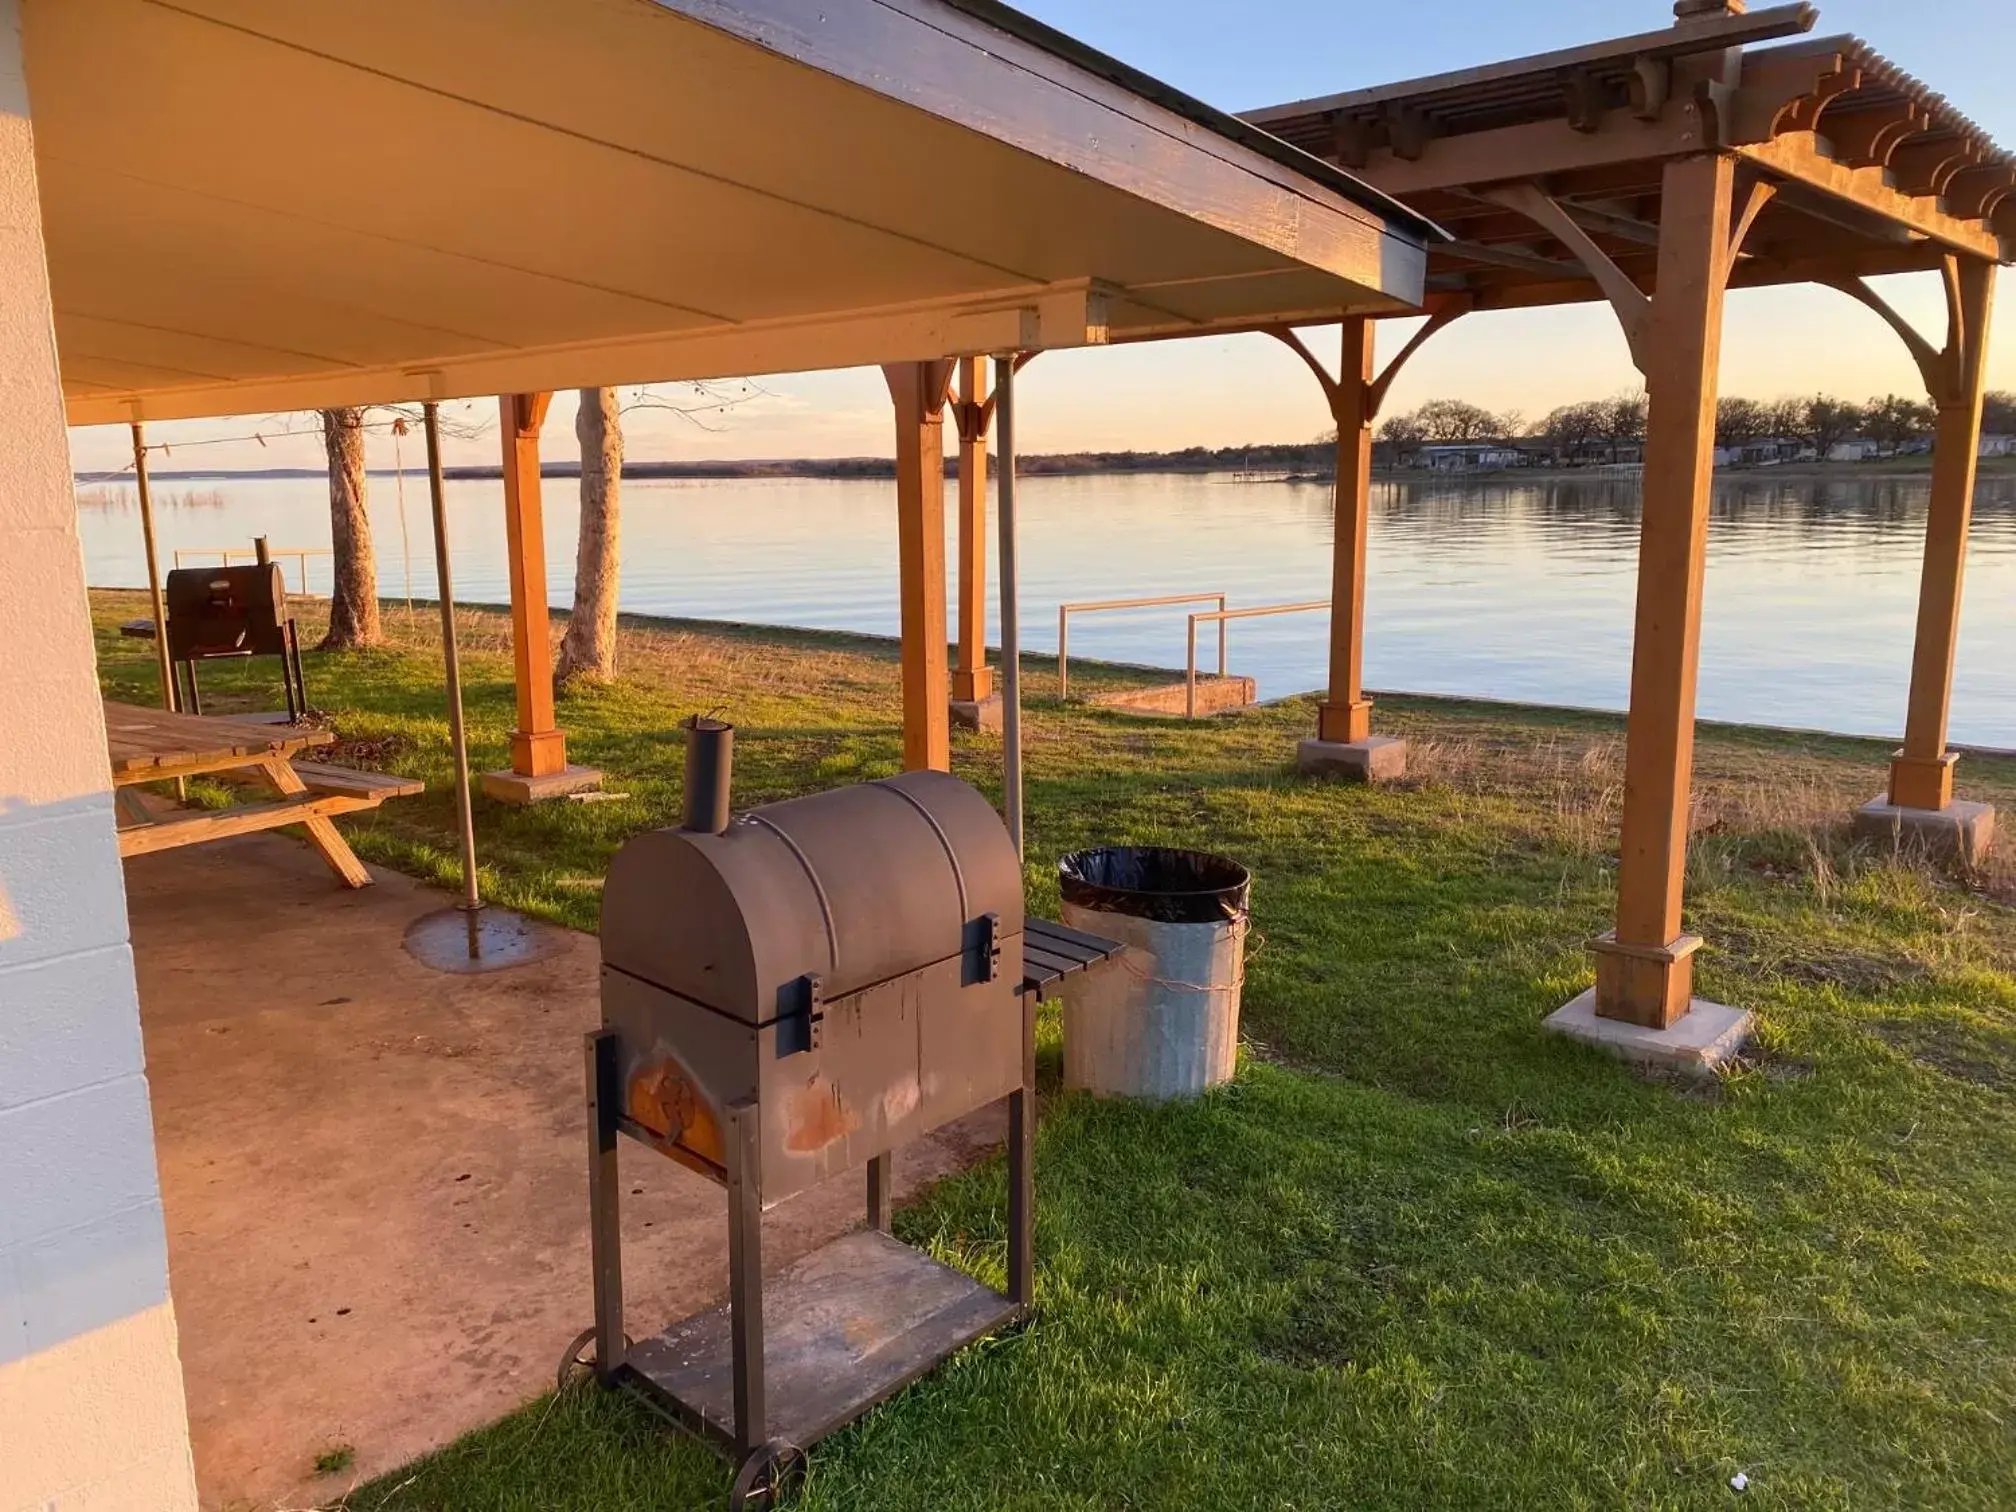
[682,715,735,834]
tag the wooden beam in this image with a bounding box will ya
[885,360,955,772]
[500,391,567,779]
[1351,110,1707,198]
[951,356,993,706]
[1891,259,1997,812]
[68,282,1111,428]
[1735,133,2003,259]
[1444,239,1589,280]
[1596,153,1737,1030]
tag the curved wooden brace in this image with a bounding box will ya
[1267,299,1470,424]
[1263,324,1340,413]
[1728,177,1778,262]
[1482,182,1652,374]
[1821,261,1953,403]
[1366,301,1469,419]
[975,348,1039,428]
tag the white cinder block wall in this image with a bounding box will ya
[0,0,199,1506]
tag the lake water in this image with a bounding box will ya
[75,469,2016,748]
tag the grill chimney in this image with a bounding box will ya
[682,715,734,834]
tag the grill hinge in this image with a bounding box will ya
[780,972,825,1055]
[966,911,1002,985]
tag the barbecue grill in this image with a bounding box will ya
[566,719,1120,1506]
[163,562,308,719]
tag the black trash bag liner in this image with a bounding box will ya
[1058,846,1251,925]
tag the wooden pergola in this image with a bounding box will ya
[1229,0,2011,1042]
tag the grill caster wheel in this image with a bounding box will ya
[729,1440,806,1510]
[555,1326,632,1392]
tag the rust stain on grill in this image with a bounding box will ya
[627,1057,723,1167]
[784,1073,859,1154]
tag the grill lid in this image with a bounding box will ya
[601,770,1023,1024]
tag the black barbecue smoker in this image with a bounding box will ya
[565,718,1118,1507]
[163,561,309,719]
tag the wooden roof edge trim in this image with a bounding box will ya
[1242,3,1815,125]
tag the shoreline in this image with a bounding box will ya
[87,589,2016,758]
[76,455,2016,487]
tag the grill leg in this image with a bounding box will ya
[183,659,203,716]
[1008,990,1036,1308]
[866,1153,892,1233]
[585,1031,625,1382]
[725,1096,766,1456]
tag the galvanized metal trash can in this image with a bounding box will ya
[1058,847,1251,1100]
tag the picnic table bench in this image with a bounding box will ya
[104,699,420,887]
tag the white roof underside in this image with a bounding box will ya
[27,0,1429,425]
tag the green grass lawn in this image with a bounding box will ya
[92,592,2016,1510]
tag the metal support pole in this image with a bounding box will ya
[425,404,484,945]
[725,1096,767,1456]
[131,422,177,714]
[995,353,1023,859]
[585,1030,626,1382]
[1186,615,1199,719]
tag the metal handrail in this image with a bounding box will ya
[1058,592,1226,699]
[173,546,331,596]
[1186,600,1329,718]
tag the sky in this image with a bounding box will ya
[65,0,2016,476]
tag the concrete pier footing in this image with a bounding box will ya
[1851,796,1995,866]
[1296,734,1407,782]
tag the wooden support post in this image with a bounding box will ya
[1889,260,1997,812]
[1274,303,1461,782]
[951,357,993,707]
[1319,319,1375,745]
[885,360,954,773]
[499,392,564,778]
[481,393,601,804]
[1595,154,1736,1029]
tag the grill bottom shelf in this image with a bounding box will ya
[619,1228,1020,1452]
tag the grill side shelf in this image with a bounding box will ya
[1020,917,1125,999]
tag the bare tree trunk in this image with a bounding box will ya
[557,387,623,688]
[319,407,383,650]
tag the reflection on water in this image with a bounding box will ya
[76,469,2016,747]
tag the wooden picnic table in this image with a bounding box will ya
[103,699,420,887]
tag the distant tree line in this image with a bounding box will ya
[1374,390,2016,468]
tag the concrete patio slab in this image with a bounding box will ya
[1543,989,1753,1078]
[126,832,1001,1511]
